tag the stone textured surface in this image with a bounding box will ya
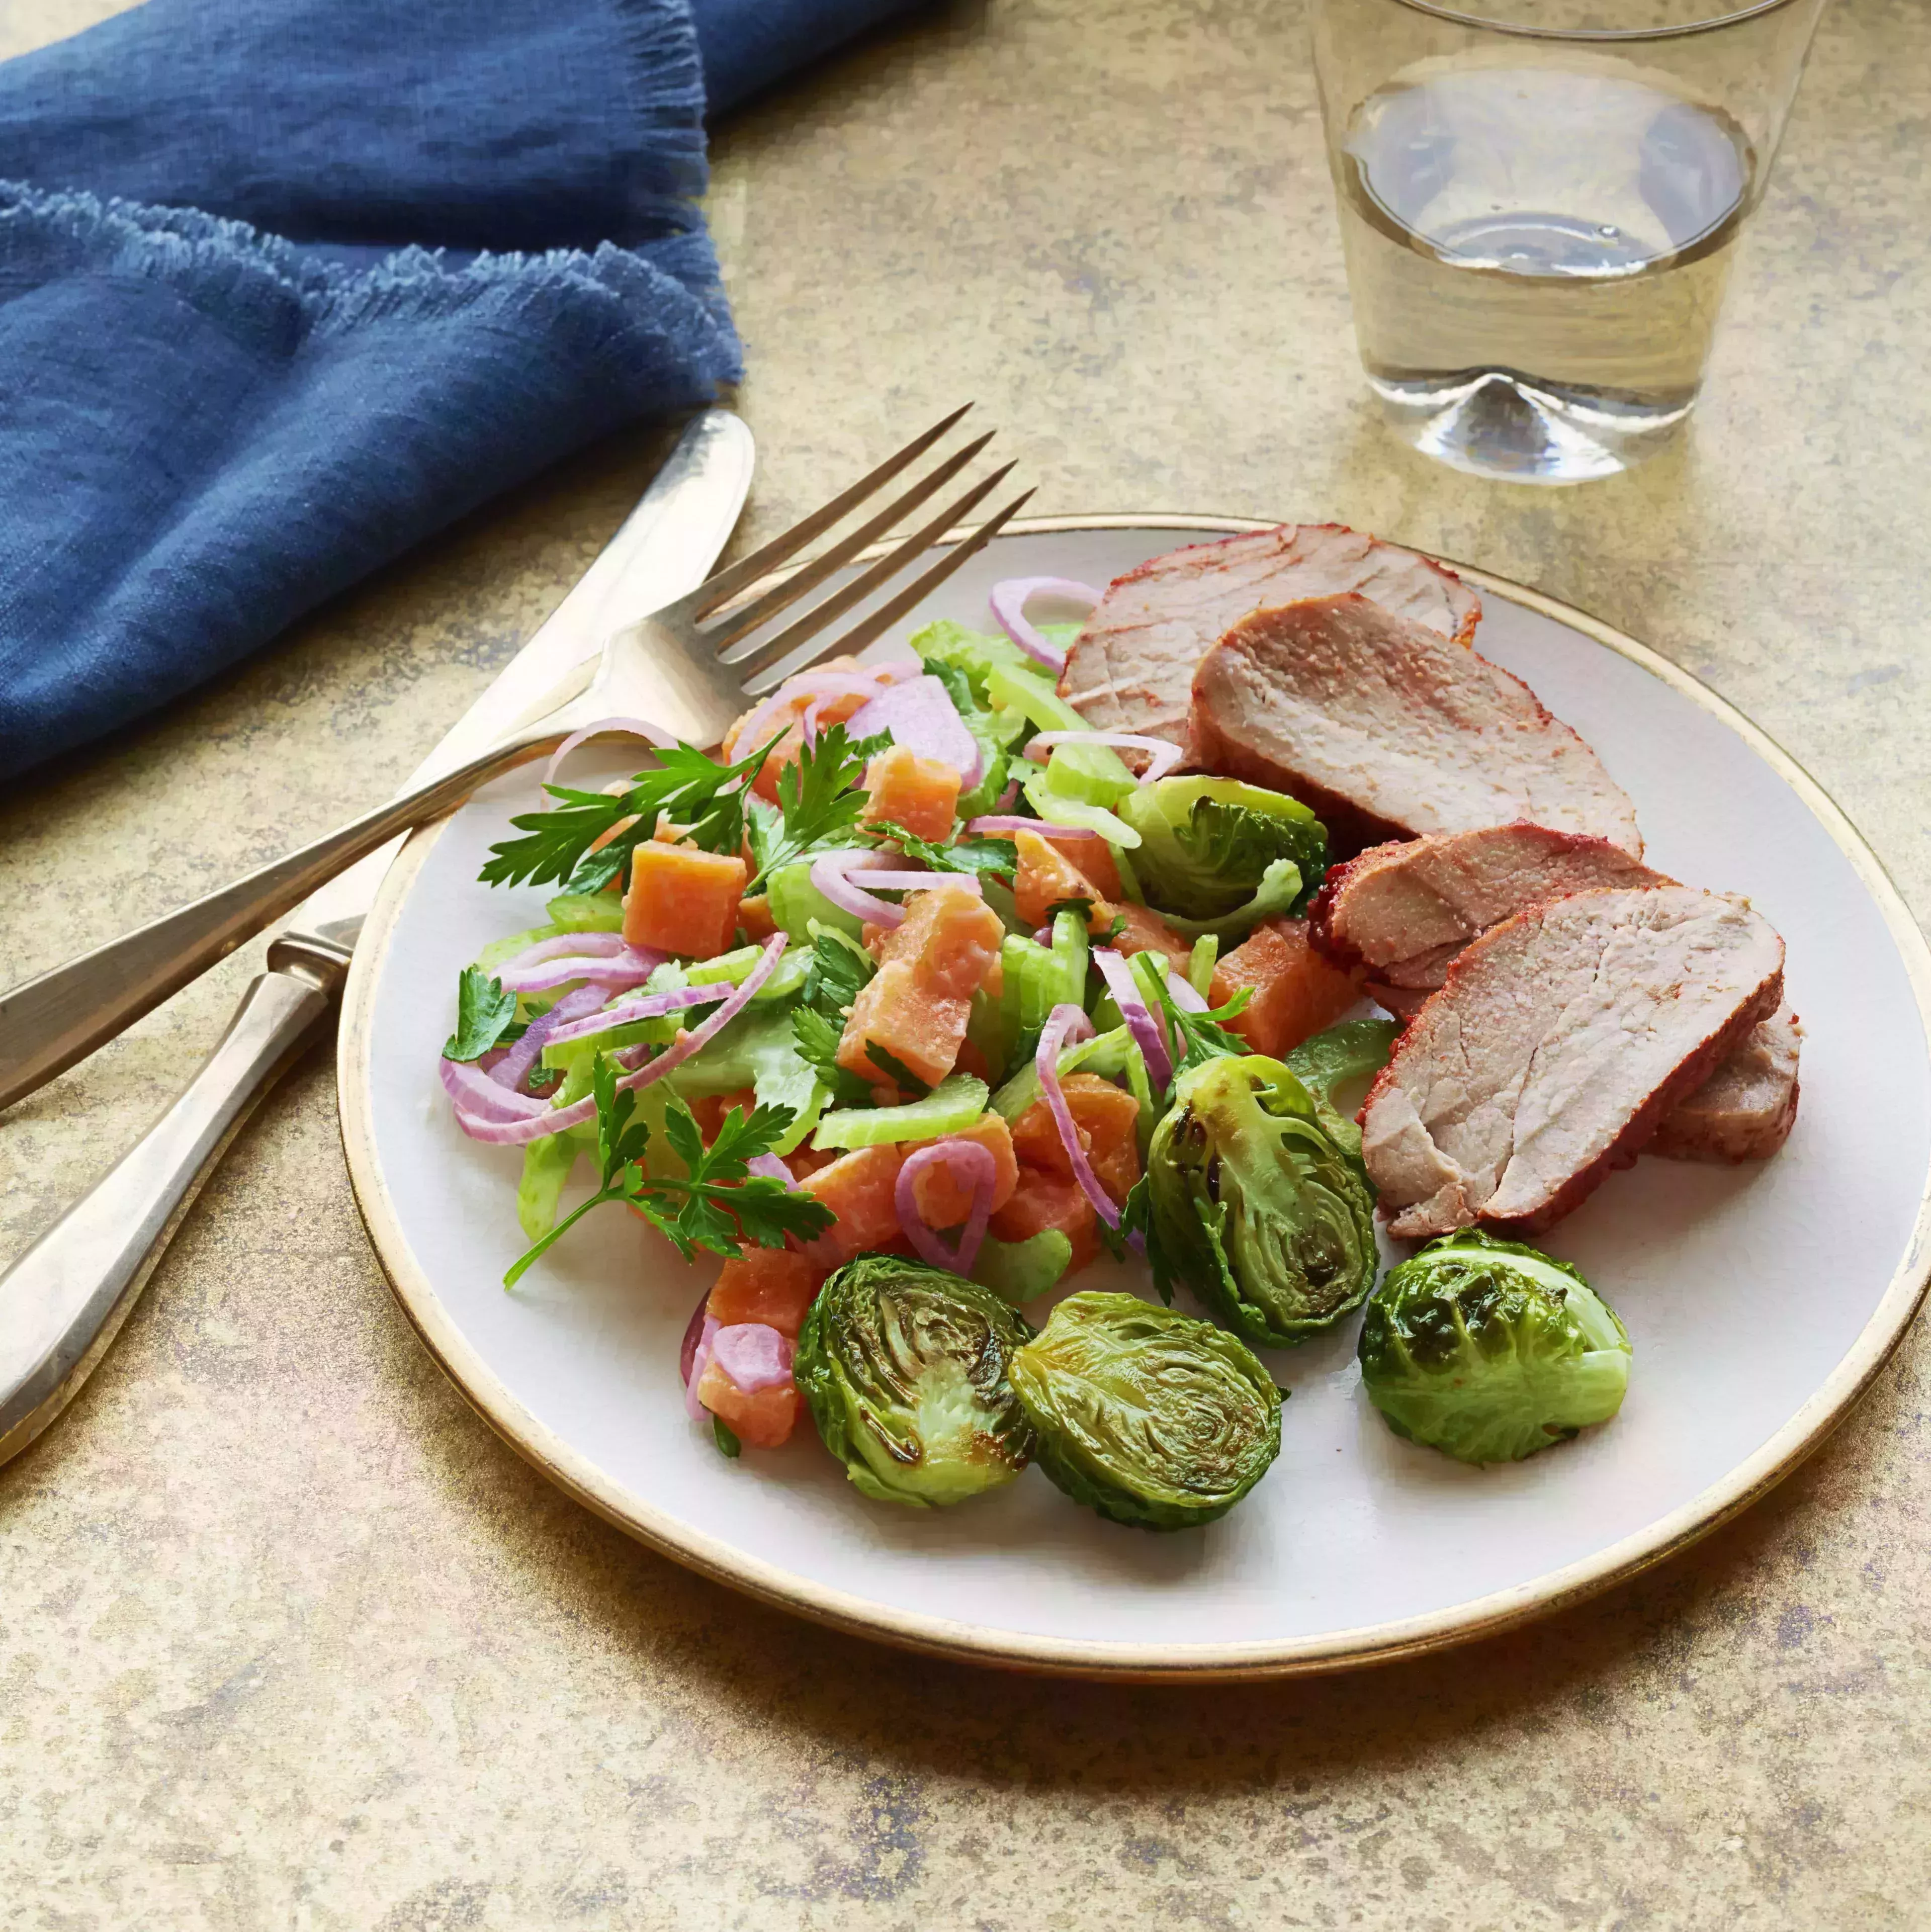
[4,0,1930,1924]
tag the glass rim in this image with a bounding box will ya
[1388,0,1809,40]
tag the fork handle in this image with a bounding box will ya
[0,944,344,1465]
[0,726,557,1115]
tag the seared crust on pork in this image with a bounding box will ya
[1189,595,1643,855]
[1648,1005,1802,1164]
[1360,886,1785,1236]
[1056,523,1479,747]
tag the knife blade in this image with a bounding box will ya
[0,407,754,1467]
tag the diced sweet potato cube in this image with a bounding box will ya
[695,1359,799,1447]
[837,962,970,1090]
[1047,834,1121,900]
[907,1112,1018,1227]
[1011,1073,1142,1205]
[991,1164,1100,1276]
[1211,916,1359,1058]
[736,893,778,942]
[1109,902,1193,970]
[624,842,748,957]
[861,744,963,843]
[868,883,1005,996]
[708,1249,827,1338]
[799,1143,907,1267]
[1013,830,1109,928]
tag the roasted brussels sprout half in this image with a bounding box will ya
[1358,1231,1632,1465]
[796,1255,1036,1507]
[1117,776,1328,934]
[1009,1291,1281,1529]
[1144,1054,1379,1347]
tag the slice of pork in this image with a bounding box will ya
[1648,1005,1802,1164]
[1360,886,1785,1237]
[1309,824,1800,1160]
[1189,594,1643,855]
[1056,523,1479,746]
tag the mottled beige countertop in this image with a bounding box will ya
[4,0,1929,1923]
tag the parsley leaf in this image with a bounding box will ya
[443,967,526,1062]
[791,931,877,1107]
[1134,953,1253,1083]
[713,1416,742,1458]
[502,1061,833,1287]
[746,723,890,890]
[865,1042,932,1100]
[479,737,777,895]
[868,821,1018,880]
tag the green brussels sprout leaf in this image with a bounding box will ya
[1358,1230,1632,1464]
[1117,777,1329,932]
[1144,1053,1379,1347]
[1010,1291,1282,1530]
[796,1256,1037,1507]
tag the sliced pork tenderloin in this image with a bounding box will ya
[1359,886,1785,1237]
[1648,1005,1802,1163]
[1056,523,1479,747]
[1310,824,1800,1159]
[1188,594,1642,855]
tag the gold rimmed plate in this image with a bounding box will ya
[337,517,1931,1680]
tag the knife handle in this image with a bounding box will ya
[0,725,559,1116]
[0,939,344,1467]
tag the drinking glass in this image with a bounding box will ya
[1311,0,1829,483]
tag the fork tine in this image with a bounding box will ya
[737,488,1037,698]
[664,403,974,621]
[722,462,1016,679]
[700,429,996,652]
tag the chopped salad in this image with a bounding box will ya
[437,573,1630,1526]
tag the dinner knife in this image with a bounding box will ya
[0,409,756,1467]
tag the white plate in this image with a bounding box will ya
[339,517,1931,1679]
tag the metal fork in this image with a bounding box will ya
[0,407,1030,1113]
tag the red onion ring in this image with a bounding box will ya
[894,1139,998,1275]
[808,855,979,929]
[799,670,894,744]
[542,978,733,1047]
[683,1309,721,1421]
[499,932,631,970]
[1036,1003,1120,1229]
[490,982,608,1093]
[541,716,675,795]
[710,1324,796,1394]
[496,947,667,995]
[1025,730,1185,784]
[439,1055,552,1122]
[448,935,788,1145]
[989,577,1101,671]
[1166,971,1208,1014]
[963,816,1106,840]
[745,1153,796,1186]
[1093,948,1172,1091]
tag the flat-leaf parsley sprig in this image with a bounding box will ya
[745,722,889,890]
[502,1059,833,1288]
[480,738,779,897]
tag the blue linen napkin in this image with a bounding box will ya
[0,0,918,777]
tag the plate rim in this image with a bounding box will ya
[336,512,1931,1681]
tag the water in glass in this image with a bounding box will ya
[1335,63,1754,481]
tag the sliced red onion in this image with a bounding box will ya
[992,779,1019,812]
[809,856,980,930]
[990,577,1101,671]
[745,1153,795,1186]
[1166,971,1207,1014]
[542,979,732,1047]
[895,1140,998,1275]
[710,1323,796,1395]
[1036,1003,1119,1230]
[447,935,788,1145]
[964,816,1105,840]
[683,1308,720,1421]
[849,673,983,783]
[799,670,893,744]
[541,716,675,795]
[491,982,608,1093]
[497,952,665,995]
[1025,730,1185,784]
[498,931,631,970]
[1031,925,1053,945]
[1093,948,1172,1092]
[439,1055,552,1122]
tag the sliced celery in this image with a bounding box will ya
[971,1231,1073,1306]
[544,892,625,933]
[812,1073,991,1151]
